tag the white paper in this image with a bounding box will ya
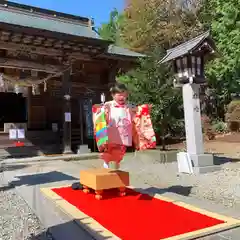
[17,129,25,139]
[177,152,193,174]
[9,129,17,140]
[64,112,71,122]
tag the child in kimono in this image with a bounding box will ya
[92,83,156,170]
[101,83,134,169]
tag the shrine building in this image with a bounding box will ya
[0,1,143,156]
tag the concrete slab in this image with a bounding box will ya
[2,159,240,240]
[1,161,94,240]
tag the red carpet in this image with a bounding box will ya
[52,187,224,240]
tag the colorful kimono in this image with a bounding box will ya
[92,104,108,152]
[92,102,156,168]
[133,104,156,150]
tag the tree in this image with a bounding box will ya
[202,0,240,118]
[118,47,183,149]
[98,9,126,46]
[121,0,204,52]
[98,0,206,148]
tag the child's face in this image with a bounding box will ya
[112,91,128,105]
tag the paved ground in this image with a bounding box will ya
[1,152,240,239]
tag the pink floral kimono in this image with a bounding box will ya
[92,102,156,167]
[101,101,133,164]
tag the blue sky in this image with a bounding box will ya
[11,0,124,27]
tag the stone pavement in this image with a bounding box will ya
[1,155,240,239]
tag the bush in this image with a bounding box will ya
[201,115,211,133]
[225,100,240,132]
[201,115,216,140]
[212,120,228,134]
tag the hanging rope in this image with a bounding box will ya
[2,71,62,87]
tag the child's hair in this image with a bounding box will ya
[109,82,128,94]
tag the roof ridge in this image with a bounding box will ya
[0,0,90,26]
[167,31,209,54]
[0,5,90,28]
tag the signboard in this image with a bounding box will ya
[9,129,17,139]
[177,152,194,174]
[64,112,71,122]
[17,129,25,139]
[9,128,25,140]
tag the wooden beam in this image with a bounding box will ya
[0,40,97,61]
[0,40,64,57]
[0,57,64,73]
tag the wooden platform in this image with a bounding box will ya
[80,168,129,199]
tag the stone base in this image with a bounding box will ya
[63,145,73,155]
[77,145,91,154]
[193,165,221,174]
[191,153,213,167]
[63,150,73,155]
[178,152,221,174]
[190,153,221,174]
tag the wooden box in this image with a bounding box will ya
[80,168,129,191]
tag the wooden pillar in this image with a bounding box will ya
[62,68,73,154]
[27,86,32,130]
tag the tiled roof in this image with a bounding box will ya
[0,2,145,59]
[0,7,99,39]
[161,31,210,63]
[107,45,145,58]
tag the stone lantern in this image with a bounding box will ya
[160,31,219,174]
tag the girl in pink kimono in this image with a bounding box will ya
[101,83,135,169]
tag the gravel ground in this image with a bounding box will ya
[76,153,240,209]
[0,173,52,240]
[122,154,240,208]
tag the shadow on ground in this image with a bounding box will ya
[0,163,28,172]
[214,156,240,165]
[28,220,111,240]
[8,171,78,187]
[136,185,193,197]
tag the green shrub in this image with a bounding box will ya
[212,120,228,133]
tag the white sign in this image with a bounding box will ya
[64,112,71,122]
[177,152,194,174]
[9,129,17,140]
[17,129,25,139]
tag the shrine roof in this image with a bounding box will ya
[107,45,145,58]
[161,31,210,63]
[0,1,99,40]
[0,1,144,59]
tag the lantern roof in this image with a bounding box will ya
[160,31,215,63]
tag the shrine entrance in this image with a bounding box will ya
[70,97,95,152]
[0,92,27,130]
[0,1,143,155]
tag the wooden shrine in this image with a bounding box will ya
[0,1,144,155]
